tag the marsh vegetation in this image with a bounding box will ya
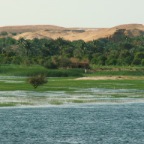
[0,69,144,107]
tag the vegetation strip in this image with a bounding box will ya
[0,75,144,107]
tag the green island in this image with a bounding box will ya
[0,32,144,107]
[0,65,144,107]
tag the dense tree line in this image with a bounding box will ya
[0,29,144,68]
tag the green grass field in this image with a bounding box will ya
[0,64,144,106]
[0,64,84,77]
[0,64,144,77]
[0,76,144,91]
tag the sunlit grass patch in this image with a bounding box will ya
[48,99,64,105]
[69,99,85,103]
[0,103,16,107]
[0,102,33,107]
[0,75,144,91]
[111,94,129,98]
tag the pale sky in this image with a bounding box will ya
[0,0,144,28]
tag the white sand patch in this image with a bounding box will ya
[75,76,144,80]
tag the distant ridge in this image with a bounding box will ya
[0,25,64,33]
[0,24,144,41]
[111,24,144,30]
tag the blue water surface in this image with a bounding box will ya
[0,104,144,144]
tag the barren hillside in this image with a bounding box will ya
[0,24,144,41]
[0,25,64,33]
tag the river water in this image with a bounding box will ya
[0,103,144,144]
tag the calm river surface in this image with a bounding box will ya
[0,103,144,144]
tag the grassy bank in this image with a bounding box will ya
[0,64,144,77]
[86,65,144,76]
[0,76,144,91]
[0,64,84,77]
[1,64,144,76]
[0,76,144,107]
[0,64,144,107]
[0,64,144,91]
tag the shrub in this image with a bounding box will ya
[28,74,48,89]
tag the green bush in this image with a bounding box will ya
[28,74,48,89]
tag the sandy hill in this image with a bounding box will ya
[0,25,64,33]
[0,24,144,41]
